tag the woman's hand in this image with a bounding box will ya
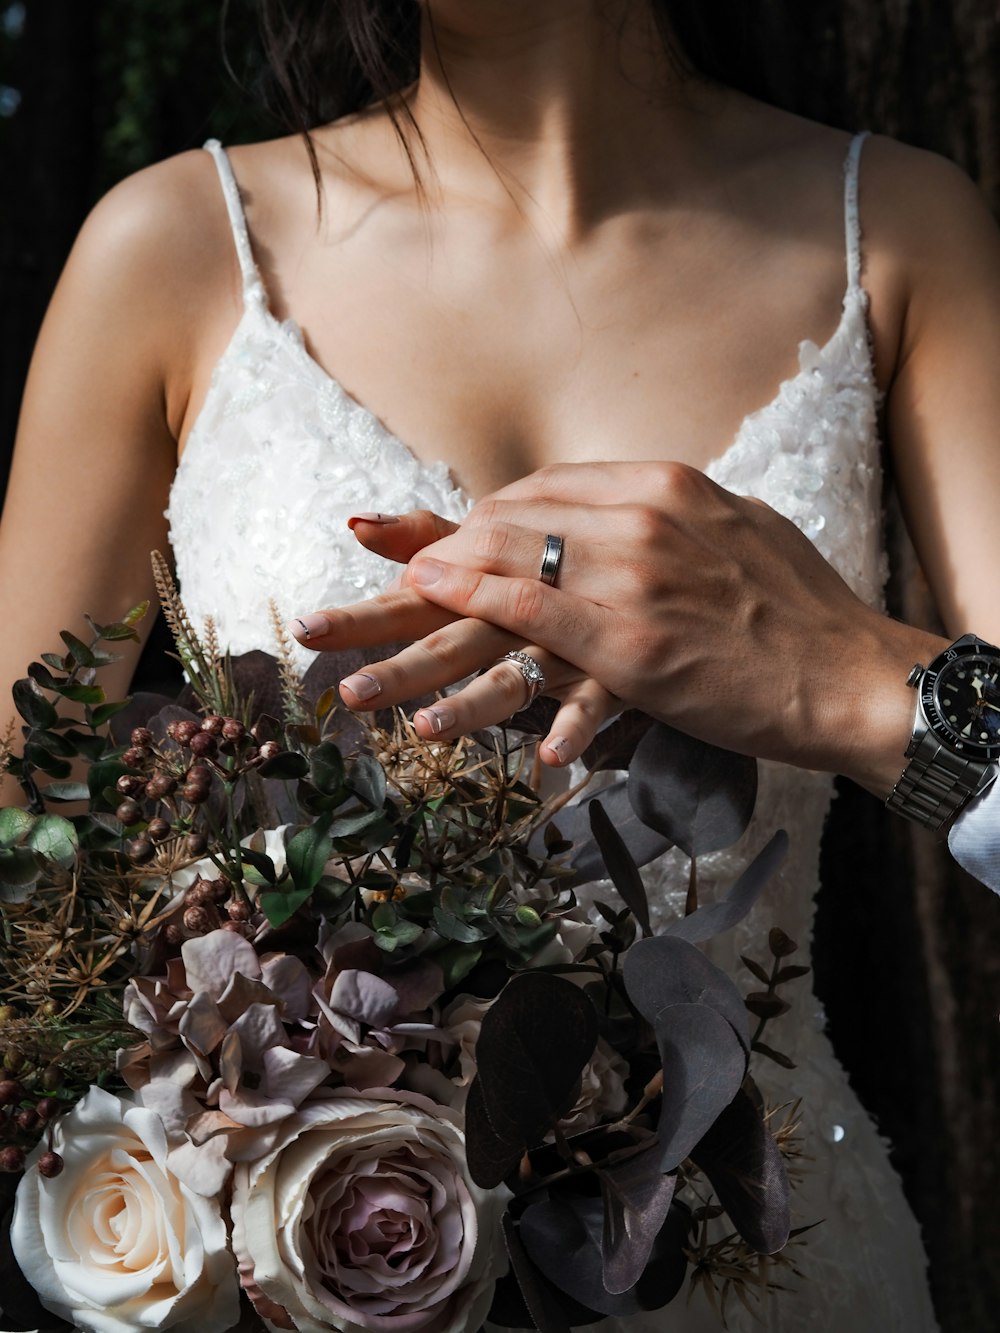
[292,462,946,793]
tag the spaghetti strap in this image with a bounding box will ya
[843,131,869,292]
[203,139,267,307]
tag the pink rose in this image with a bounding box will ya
[231,1089,507,1333]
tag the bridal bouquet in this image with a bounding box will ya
[0,555,809,1333]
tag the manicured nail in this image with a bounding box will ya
[347,513,400,529]
[341,672,382,702]
[290,613,331,641]
[410,559,444,587]
[545,736,573,764]
[415,704,456,735]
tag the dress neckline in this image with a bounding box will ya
[179,134,874,506]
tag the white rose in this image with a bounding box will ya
[10,1086,239,1333]
[232,1088,507,1333]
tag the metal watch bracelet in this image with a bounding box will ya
[886,724,993,833]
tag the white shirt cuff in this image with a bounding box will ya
[947,770,1000,894]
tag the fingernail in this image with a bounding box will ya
[415,704,456,735]
[348,513,400,529]
[545,736,573,764]
[341,672,382,702]
[290,613,331,641]
[410,559,444,587]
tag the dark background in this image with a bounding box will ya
[2,3,1000,1330]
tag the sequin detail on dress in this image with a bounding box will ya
[165,132,938,1332]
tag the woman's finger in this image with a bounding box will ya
[410,646,578,742]
[539,679,623,767]
[347,510,460,563]
[337,617,518,709]
[290,587,458,651]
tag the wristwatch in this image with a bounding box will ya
[886,633,1000,832]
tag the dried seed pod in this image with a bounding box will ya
[0,1006,17,1025]
[226,898,251,922]
[200,715,225,736]
[145,773,178,800]
[116,798,142,827]
[0,1145,25,1173]
[180,783,209,806]
[167,720,201,745]
[36,1000,59,1019]
[257,740,281,762]
[130,727,154,747]
[3,1051,24,1075]
[221,919,250,936]
[15,1108,38,1133]
[40,1065,63,1091]
[188,731,218,759]
[37,1151,64,1178]
[126,837,156,865]
[116,774,146,798]
[122,746,147,768]
[185,831,208,857]
[212,877,233,903]
[185,878,217,907]
[185,764,212,789]
[221,718,245,743]
[0,1080,25,1107]
[34,1097,60,1123]
[182,905,212,934]
[163,923,185,946]
[146,817,171,842]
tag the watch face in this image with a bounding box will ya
[925,649,1000,760]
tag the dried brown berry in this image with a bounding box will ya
[183,905,212,934]
[163,924,185,946]
[0,1080,24,1107]
[116,798,142,827]
[188,732,217,759]
[145,773,178,800]
[227,899,251,922]
[0,1006,17,1024]
[185,878,217,907]
[15,1108,38,1133]
[185,832,208,857]
[180,783,209,806]
[3,1051,23,1074]
[126,837,156,865]
[34,1098,60,1123]
[212,877,234,903]
[116,775,146,798]
[36,1000,59,1019]
[0,1146,25,1173]
[130,727,154,748]
[147,817,171,842]
[221,718,245,743]
[122,746,147,768]
[167,720,201,745]
[40,1065,63,1091]
[221,919,250,935]
[257,741,281,762]
[200,715,225,736]
[37,1151,64,1178]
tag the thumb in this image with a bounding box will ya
[347,510,460,563]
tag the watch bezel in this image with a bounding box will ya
[920,637,1000,762]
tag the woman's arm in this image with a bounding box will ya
[288,141,1000,794]
[0,152,231,798]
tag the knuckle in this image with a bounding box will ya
[418,627,466,672]
[509,578,547,628]
[629,504,666,547]
[471,521,513,568]
[492,661,531,700]
[468,497,501,529]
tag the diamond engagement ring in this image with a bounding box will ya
[500,650,547,705]
[538,533,564,586]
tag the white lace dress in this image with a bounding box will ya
[166,135,940,1333]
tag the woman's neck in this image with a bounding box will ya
[405,0,717,235]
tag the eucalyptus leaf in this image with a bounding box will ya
[623,933,751,1054]
[627,720,757,857]
[466,973,598,1187]
[258,751,309,781]
[259,885,312,928]
[285,821,334,893]
[310,741,345,796]
[519,1192,689,1316]
[350,753,387,809]
[26,814,79,869]
[690,1084,791,1253]
[663,830,789,945]
[22,745,71,779]
[0,847,41,895]
[0,807,35,847]
[41,782,90,803]
[54,683,104,706]
[59,631,98,668]
[532,782,672,887]
[588,799,652,937]
[599,1143,678,1294]
[89,700,131,728]
[11,679,58,730]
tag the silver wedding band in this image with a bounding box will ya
[539,533,564,587]
[500,650,547,705]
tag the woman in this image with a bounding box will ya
[3,0,1000,1328]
